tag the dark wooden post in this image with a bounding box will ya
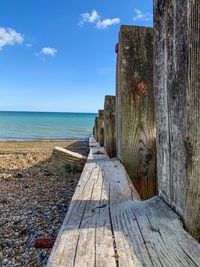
[116,26,156,200]
[93,126,95,138]
[94,117,98,141]
[104,95,116,158]
[97,110,104,146]
[93,125,95,137]
[154,0,200,240]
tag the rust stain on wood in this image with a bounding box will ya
[133,80,148,95]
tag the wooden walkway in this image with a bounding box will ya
[47,138,200,267]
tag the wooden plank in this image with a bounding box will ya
[47,138,200,267]
[47,139,116,266]
[48,146,87,174]
[154,0,200,240]
[104,95,116,158]
[103,160,200,267]
[111,196,200,267]
[72,146,116,267]
[116,25,157,200]
[97,110,104,147]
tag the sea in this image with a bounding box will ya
[0,111,96,141]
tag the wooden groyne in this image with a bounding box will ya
[47,138,200,266]
[104,95,116,158]
[116,26,156,200]
[94,1,200,241]
[47,1,200,266]
[154,0,200,240]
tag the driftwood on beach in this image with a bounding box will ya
[48,146,87,175]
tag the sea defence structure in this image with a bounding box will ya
[154,0,200,240]
[104,95,116,158]
[48,138,200,266]
[97,109,104,147]
[116,26,156,200]
[47,1,200,266]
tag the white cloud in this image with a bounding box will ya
[79,9,120,29]
[0,27,24,50]
[133,9,153,22]
[40,47,57,57]
[96,18,120,29]
[79,10,100,25]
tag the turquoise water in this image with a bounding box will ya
[0,111,96,140]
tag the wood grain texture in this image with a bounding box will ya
[104,95,116,158]
[47,138,200,267]
[116,25,157,200]
[154,0,200,240]
[94,117,98,141]
[116,44,122,159]
[48,146,87,174]
[97,110,104,147]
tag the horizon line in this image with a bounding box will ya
[0,110,97,114]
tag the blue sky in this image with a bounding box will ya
[0,0,153,112]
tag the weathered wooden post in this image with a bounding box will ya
[97,110,104,146]
[93,126,95,138]
[94,117,98,141]
[104,95,116,158]
[154,0,200,240]
[116,26,156,200]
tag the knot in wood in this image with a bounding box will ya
[115,42,119,54]
[133,80,148,95]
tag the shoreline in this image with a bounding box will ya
[0,138,89,142]
[0,111,95,144]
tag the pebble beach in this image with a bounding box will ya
[0,140,88,266]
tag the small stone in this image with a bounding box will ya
[2,198,8,204]
[16,173,23,178]
[3,258,8,265]
[39,251,47,262]
[21,253,29,260]
[44,170,52,176]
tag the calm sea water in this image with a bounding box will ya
[0,111,96,141]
